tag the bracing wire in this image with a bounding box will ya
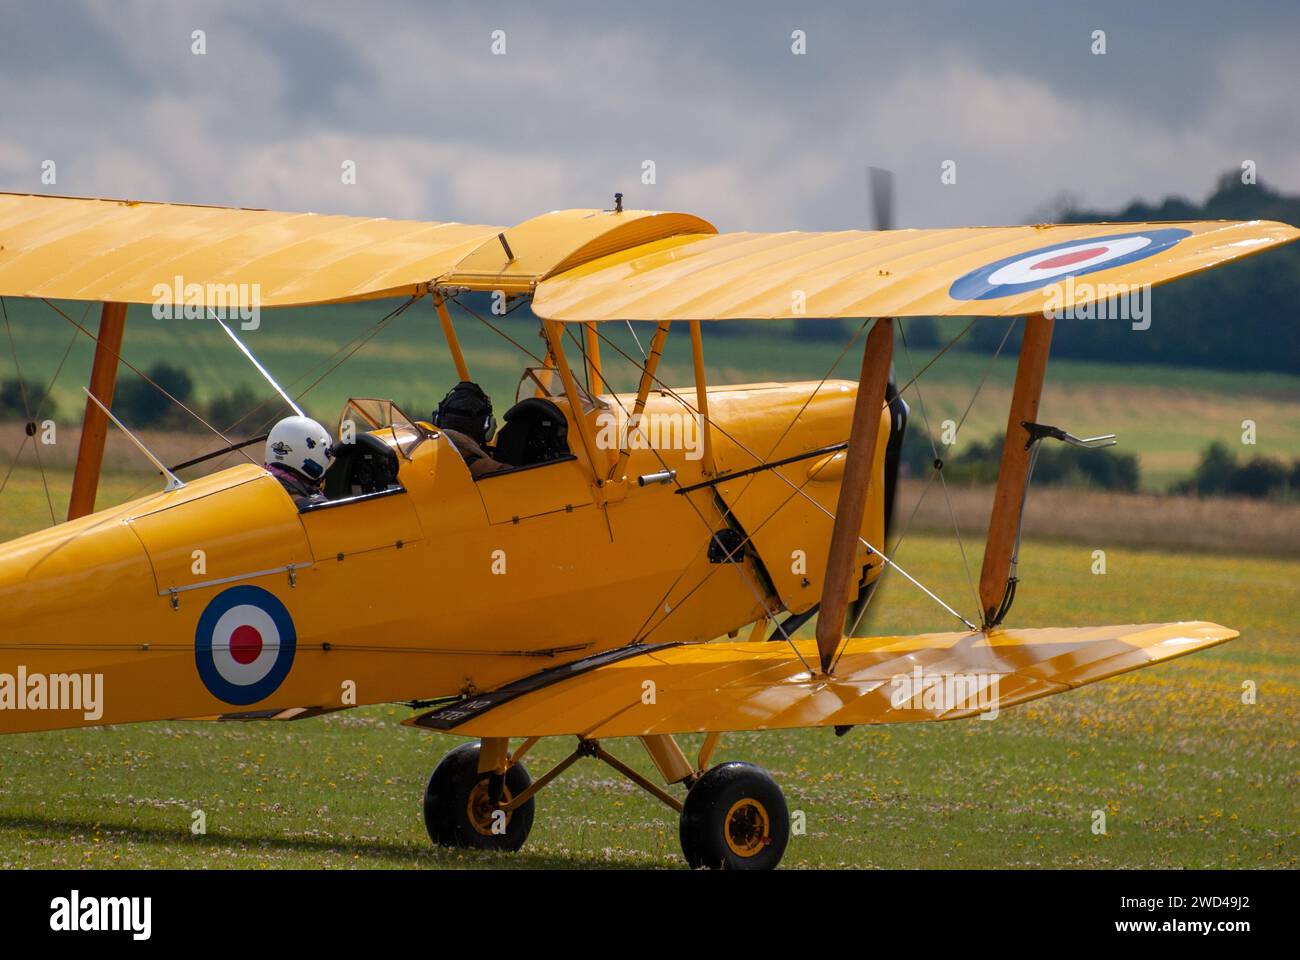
[893,318,983,621]
[587,317,977,639]
[1,297,58,521]
[839,316,1021,654]
[0,304,82,500]
[41,299,252,460]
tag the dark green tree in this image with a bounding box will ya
[0,377,57,419]
[113,362,195,429]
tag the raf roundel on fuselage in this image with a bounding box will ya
[194,585,298,706]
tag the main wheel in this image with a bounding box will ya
[679,761,789,870]
[423,741,535,852]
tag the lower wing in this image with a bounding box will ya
[406,622,1236,738]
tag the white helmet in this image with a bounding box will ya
[265,416,334,481]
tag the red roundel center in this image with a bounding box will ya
[1031,246,1108,270]
[229,624,264,664]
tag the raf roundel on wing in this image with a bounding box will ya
[948,228,1193,301]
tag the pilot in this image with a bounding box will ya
[432,381,509,478]
[264,415,335,505]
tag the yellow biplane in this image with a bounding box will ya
[0,190,1295,869]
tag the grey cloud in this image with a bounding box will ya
[1,0,1296,232]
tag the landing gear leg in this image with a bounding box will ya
[643,733,790,870]
[419,733,790,869]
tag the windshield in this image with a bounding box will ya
[337,398,432,460]
[516,366,608,413]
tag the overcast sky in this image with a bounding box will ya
[2,0,1297,232]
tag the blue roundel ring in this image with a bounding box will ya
[194,585,297,705]
[948,227,1192,301]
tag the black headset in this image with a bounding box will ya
[433,381,497,443]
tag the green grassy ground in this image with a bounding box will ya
[4,299,1298,491]
[1,534,1294,869]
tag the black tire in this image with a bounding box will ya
[679,761,789,870]
[423,741,535,852]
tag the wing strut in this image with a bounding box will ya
[434,293,471,381]
[67,301,127,520]
[815,316,894,674]
[688,319,715,476]
[584,322,604,395]
[977,316,1054,627]
[612,320,672,482]
[541,318,606,494]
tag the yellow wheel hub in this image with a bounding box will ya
[466,780,513,837]
[723,797,771,857]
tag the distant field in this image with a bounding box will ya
[2,298,1297,491]
[1,534,1294,869]
[5,461,1300,561]
[893,478,1300,559]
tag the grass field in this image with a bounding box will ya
[3,298,1298,491]
[0,532,1295,869]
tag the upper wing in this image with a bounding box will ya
[0,192,502,307]
[8,194,1292,318]
[532,221,1300,321]
[407,621,1236,738]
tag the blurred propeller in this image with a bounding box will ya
[868,166,895,232]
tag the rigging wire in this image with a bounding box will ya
[893,318,983,620]
[562,323,595,398]
[597,317,870,637]
[282,297,417,410]
[109,296,418,506]
[839,316,1020,656]
[548,312,808,658]
[575,341,816,672]
[894,317,979,399]
[742,318,871,474]
[560,320,807,656]
[210,310,304,416]
[41,299,255,464]
[1,298,55,522]
[839,463,942,651]
[0,305,81,499]
[588,320,974,630]
[688,311,975,528]
[585,320,975,641]
[625,320,647,360]
[844,317,1021,648]
[238,296,417,441]
[454,295,546,366]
